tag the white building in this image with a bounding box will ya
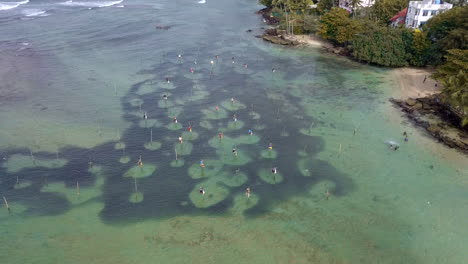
[405,0,453,28]
[339,0,375,12]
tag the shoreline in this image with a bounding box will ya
[255,8,467,155]
[389,69,468,154]
[282,34,334,49]
[389,68,468,155]
[391,67,440,99]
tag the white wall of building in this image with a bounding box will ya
[405,0,453,28]
[359,0,375,7]
[339,0,375,11]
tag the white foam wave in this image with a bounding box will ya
[23,8,48,17]
[385,140,399,146]
[60,0,123,8]
[197,0,206,3]
[0,0,29,11]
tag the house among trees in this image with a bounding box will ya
[338,0,375,13]
[390,8,408,27]
[405,0,453,28]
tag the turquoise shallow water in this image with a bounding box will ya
[0,0,467,263]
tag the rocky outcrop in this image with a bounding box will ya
[262,34,300,45]
[256,7,280,25]
[256,7,299,45]
[261,28,300,46]
[323,46,350,56]
[390,96,468,154]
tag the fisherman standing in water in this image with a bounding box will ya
[166,77,170,83]
[143,112,148,120]
[138,156,143,167]
[232,57,235,64]
[403,131,408,142]
[231,97,235,104]
[215,105,219,111]
[178,136,183,144]
[248,129,253,135]
[271,167,278,183]
[199,160,205,168]
[188,124,193,133]
[232,147,238,156]
[173,117,178,124]
[218,132,224,141]
[163,94,168,100]
[199,186,205,195]
[268,143,273,151]
[245,187,251,198]
[233,114,237,122]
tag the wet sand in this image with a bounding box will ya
[391,67,441,99]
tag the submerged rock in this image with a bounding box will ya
[155,25,171,30]
[123,164,157,179]
[189,180,229,208]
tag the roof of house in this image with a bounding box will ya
[390,8,408,23]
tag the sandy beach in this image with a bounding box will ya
[391,67,441,99]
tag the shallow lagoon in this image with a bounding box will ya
[0,0,467,263]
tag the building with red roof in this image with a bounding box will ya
[390,8,408,27]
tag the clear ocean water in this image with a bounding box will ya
[0,0,467,263]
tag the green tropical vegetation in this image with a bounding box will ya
[424,7,468,64]
[432,49,468,126]
[259,0,468,126]
[367,0,409,23]
[352,25,408,67]
[318,7,364,44]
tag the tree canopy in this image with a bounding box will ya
[352,26,408,67]
[369,0,409,24]
[263,0,313,10]
[424,7,468,50]
[432,49,468,126]
[319,8,364,44]
[423,6,468,64]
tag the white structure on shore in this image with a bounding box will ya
[339,0,375,12]
[405,0,453,28]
